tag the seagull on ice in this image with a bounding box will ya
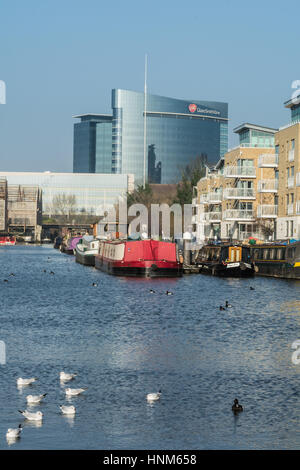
[6,424,22,439]
[65,387,87,396]
[17,377,37,386]
[18,410,43,421]
[60,371,77,382]
[60,405,76,415]
[146,390,162,402]
[26,393,47,405]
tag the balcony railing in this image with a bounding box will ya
[224,166,256,178]
[288,176,295,189]
[257,205,278,218]
[288,149,295,162]
[257,179,278,192]
[287,203,294,215]
[258,153,278,168]
[223,188,255,199]
[200,192,222,204]
[203,212,222,222]
[239,231,261,240]
[223,209,255,221]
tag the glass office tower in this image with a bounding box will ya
[73,114,112,173]
[73,90,228,184]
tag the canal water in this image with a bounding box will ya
[0,245,300,449]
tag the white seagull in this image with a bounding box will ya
[6,424,22,439]
[60,371,77,382]
[18,410,43,421]
[17,377,37,386]
[26,393,47,405]
[65,387,87,396]
[60,405,76,415]
[146,390,162,402]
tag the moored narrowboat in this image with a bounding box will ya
[60,236,82,255]
[250,241,300,279]
[0,236,16,246]
[95,239,182,277]
[75,236,100,266]
[195,244,255,277]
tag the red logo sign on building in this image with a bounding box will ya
[188,103,197,113]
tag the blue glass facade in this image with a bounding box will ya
[73,114,112,173]
[112,89,228,184]
[73,90,228,184]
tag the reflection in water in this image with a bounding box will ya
[6,436,20,446]
[62,415,75,428]
[22,419,43,429]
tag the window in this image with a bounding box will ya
[290,220,294,237]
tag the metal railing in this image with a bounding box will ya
[200,192,222,204]
[288,149,295,162]
[257,205,278,218]
[287,203,294,215]
[257,179,278,192]
[288,176,295,189]
[258,153,278,167]
[223,209,254,220]
[203,212,222,222]
[223,188,255,199]
[224,166,256,178]
[239,231,261,240]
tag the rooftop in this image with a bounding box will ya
[284,95,300,108]
[233,123,278,134]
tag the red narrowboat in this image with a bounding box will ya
[0,236,16,246]
[95,239,182,277]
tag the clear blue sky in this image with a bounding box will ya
[0,0,299,172]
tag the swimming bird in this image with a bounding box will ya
[65,387,87,396]
[225,301,232,308]
[92,282,98,287]
[26,393,47,405]
[219,306,226,311]
[3,279,8,282]
[149,289,155,293]
[17,377,37,386]
[250,287,255,290]
[49,271,55,275]
[6,424,22,439]
[60,405,76,415]
[60,371,77,382]
[165,291,173,295]
[232,398,243,412]
[18,410,43,421]
[9,273,15,277]
[43,269,47,273]
[146,390,162,402]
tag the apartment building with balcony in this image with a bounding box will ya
[276,95,300,239]
[195,123,278,242]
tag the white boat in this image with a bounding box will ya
[75,235,100,266]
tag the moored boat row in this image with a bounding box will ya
[57,233,300,280]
